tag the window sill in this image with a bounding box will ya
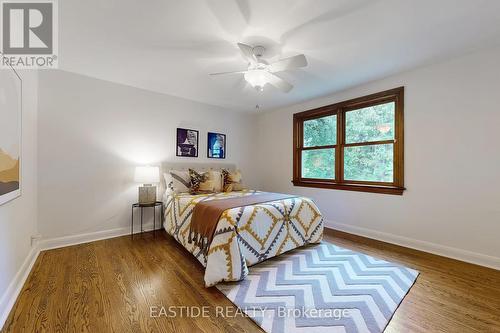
[292,180,405,195]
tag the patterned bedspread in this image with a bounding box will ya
[163,190,324,287]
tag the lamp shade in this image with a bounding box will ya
[134,166,159,184]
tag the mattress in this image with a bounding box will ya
[163,190,324,286]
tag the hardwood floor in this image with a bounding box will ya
[3,229,500,332]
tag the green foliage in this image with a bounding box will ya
[346,102,394,143]
[303,115,336,147]
[344,144,393,182]
[302,115,336,179]
[301,149,335,179]
[301,102,395,182]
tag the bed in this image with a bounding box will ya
[161,163,324,287]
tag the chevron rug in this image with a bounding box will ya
[216,242,418,333]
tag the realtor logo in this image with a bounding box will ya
[1,0,58,68]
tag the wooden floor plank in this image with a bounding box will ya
[2,228,500,332]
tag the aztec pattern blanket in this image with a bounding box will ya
[163,190,324,286]
[189,192,299,256]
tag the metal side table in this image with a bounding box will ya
[131,201,163,238]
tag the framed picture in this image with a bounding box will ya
[176,128,199,157]
[207,132,226,159]
[0,63,22,205]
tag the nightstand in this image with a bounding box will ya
[131,201,163,238]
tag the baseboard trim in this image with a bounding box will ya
[0,245,40,330]
[0,224,162,330]
[39,224,160,251]
[325,220,500,271]
[39,227,129,251]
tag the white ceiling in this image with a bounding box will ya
[59,0,500,112]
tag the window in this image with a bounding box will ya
[293,87,404,195]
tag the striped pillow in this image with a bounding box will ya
[169,170,191,193]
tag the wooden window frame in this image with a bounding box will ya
[293,87,405,195]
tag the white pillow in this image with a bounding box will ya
[168,169,191,193]
[163,172,174,193]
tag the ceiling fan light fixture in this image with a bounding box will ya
[244,69,268,91]
[209,43,306,94]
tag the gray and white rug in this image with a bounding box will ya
[216,242,418,333]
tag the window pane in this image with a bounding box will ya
[301,148,335,179]
[344,144,393,182]
[346,102,395,143]
[303,115,336,147]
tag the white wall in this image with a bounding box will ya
[0,70,38,326]
[37,70,259,240]
[257,46,500,266]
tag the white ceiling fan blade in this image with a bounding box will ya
[261,71,293,93]
[209,70,248,76]
[206,0,249,37]
[237,43,257,65]
[268,54,307,73]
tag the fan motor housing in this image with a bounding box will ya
[252,45,266,58]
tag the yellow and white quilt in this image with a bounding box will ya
[163,190,323,286]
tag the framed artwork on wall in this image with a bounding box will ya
[176,128,199,157]
[0,63,22,205]
[207,132,226,159]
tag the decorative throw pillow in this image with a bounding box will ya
[209,170,223,192]
[169,170,191,193]
[198,178,214,192]
[231,183,247,191]
[163,172,174,193]
[222,169,245,192]
[189,169,214,194]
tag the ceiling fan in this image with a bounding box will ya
[209,43,308,93]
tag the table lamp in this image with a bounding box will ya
[134,166,160,204]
